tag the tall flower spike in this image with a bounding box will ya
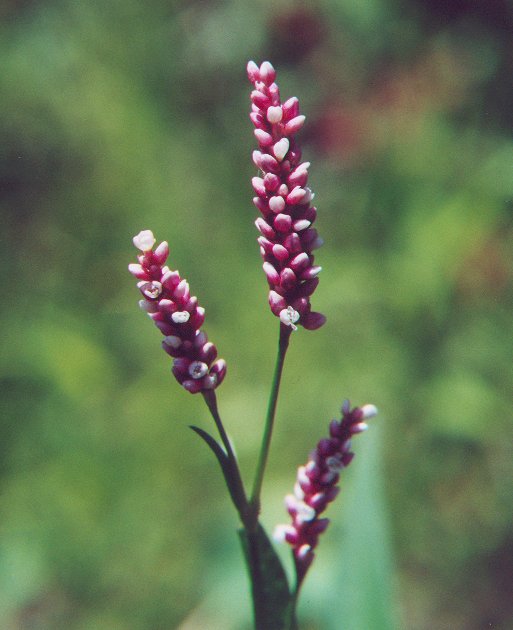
[274,400,378,584]
[129,230,227,394]
[247,60,326,331]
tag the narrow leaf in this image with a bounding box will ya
[239,523,291,630]
[189,425,241,510]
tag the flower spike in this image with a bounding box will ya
[274,400,378,584]
[248,60,326,331]
[129,230,226,393]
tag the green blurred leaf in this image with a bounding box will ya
[424,371,502,440]
[336,422,398,630]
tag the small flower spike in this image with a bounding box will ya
[274,400,378,583]
[247,60,326,331]
[129,230,227,394]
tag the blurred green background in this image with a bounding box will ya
[1,0,512,628]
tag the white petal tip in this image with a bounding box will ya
[133,230,155,251]
[361,404,378,419]
[171,311,190,324]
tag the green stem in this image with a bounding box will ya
[288,592,299,630]
[249,324,292,523]
[202,390,249,523]
[288,575,304,630]
[203,326,293,629]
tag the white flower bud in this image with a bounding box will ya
[133,230,155,251]
[267,106,283,123]
[171,311,190,324]
[361,404,378,419]
[273,138,289,161]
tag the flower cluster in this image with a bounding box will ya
[247,60,326,331]
[128,230,226,394]
[274,400,378,580]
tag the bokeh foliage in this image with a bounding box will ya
[1,0,512,628]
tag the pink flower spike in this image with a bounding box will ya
[274,400,378,581]
[247,61,325,331]
[129,231,226,394]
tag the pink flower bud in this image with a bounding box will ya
[283,232,301,253]
[246,60,260,82]
[252,177,266,197]
[251,90,270,109]
[272,244,289,261]
[273,213,292,233]
[269,195,286,214]
[280,267,297,290]
[286,186,306,205]
[259,61,276,84]
[249,111,264,127]
[153,241,170,264]
[301,311,327,330]
[263,172,280,192]
[269,290,287,314]
[282,96,299,119]
[284,115,306,135]
[259,154,280,173]
[263,262,280,284]
[254,128,273,146]
[255,217,276,239]
[128,263,149,280]
[287,160,308,183]
[290,252,310,272]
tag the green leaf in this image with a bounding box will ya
[239,523,291,630]
[335,420,399,630]
[189,425,241,509]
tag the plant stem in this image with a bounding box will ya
[288,574,304,630]
[288,592,299,630]
[249,324,292,523]
[202,390,249,522]
[204,327,293,629]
